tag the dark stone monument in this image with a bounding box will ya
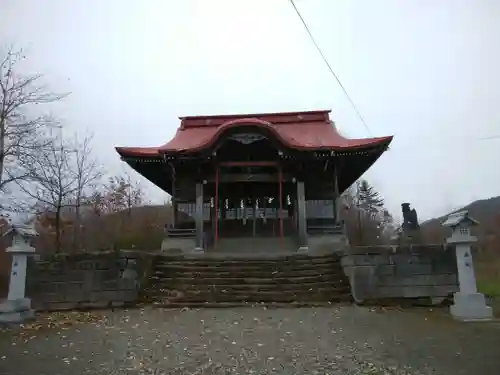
[402,203,419,231]
[399,203,421,244]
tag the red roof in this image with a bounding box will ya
[116,110,392,158]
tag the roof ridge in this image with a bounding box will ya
[180,110,331,129]
[179,109,331,121]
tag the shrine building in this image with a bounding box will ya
[115,110,393,254]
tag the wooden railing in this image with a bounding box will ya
[164,227,196,239]
[307,224,344,235]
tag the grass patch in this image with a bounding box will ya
[477,280,500,297]
[477,280,500,318]
[476,259,500,317]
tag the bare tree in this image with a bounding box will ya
[0,47,68,198]
[71,132,102,250]
[18,136,78,252]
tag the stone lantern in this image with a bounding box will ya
[0,225,38,323]
[442,211,492,321]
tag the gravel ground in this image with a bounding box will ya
[0,305,499,375]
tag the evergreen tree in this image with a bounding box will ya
[351,180,386,245]
[357,180,384,216]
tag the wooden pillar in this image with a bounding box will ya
[195,182,204,251]
[215,166,219,244]
[297,180,308,250]
[242,200,247,225]
[169,163,177,228]
[293,197,299,233]
[172,200,178,227]
[333,164,341,226]
[262,197,267,225]
[252,198,257,237]
[221,198,226,220]
[278,168,284,247]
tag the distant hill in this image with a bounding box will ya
[420,196,500,248]
[422,196,500,228]
[421,196,500,302]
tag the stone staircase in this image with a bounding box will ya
[144,253,352,307]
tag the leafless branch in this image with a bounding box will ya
[0,46,69,193]
[71,131,103,250]
[15,135,78,251]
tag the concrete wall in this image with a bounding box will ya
[341,245,458,303]
[26,251,148,311]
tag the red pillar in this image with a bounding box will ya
[278,167,284,248]
[215,166,219,244]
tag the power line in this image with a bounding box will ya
[289,0,372,136]
[479,135,500,141]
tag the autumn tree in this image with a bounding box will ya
[102,174,145,248]
[421,223,446,244]
[0,47,67,199]
[86,174,144,216]
[79,173,148,250]
[105,174,144,216]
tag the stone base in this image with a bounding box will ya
[450,292,493,321]
[161,238,196,254]
[307,234,348,255]
[0,298,35,324]
[0,310,35,323]
[430,297,446,305]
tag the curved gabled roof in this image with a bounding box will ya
[115,110,393,158]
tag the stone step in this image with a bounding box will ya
[152,252,339,260]
[150,275,346,285]
[152,270,344,280]
[146,285,350,296]
[153,249,330,262]
[153,263,343,273]
[147,290,352,303]
[154,262,342,271]
[153,256,341,267]
[146,253,352,305]
[153,265,344,274]
[150,280,349,291]
[152,301,346,308]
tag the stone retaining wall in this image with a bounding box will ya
[26,251,148,311]
[23,245,460,310]
[341,245,459,303]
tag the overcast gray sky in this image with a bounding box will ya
[2,0,499,221]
